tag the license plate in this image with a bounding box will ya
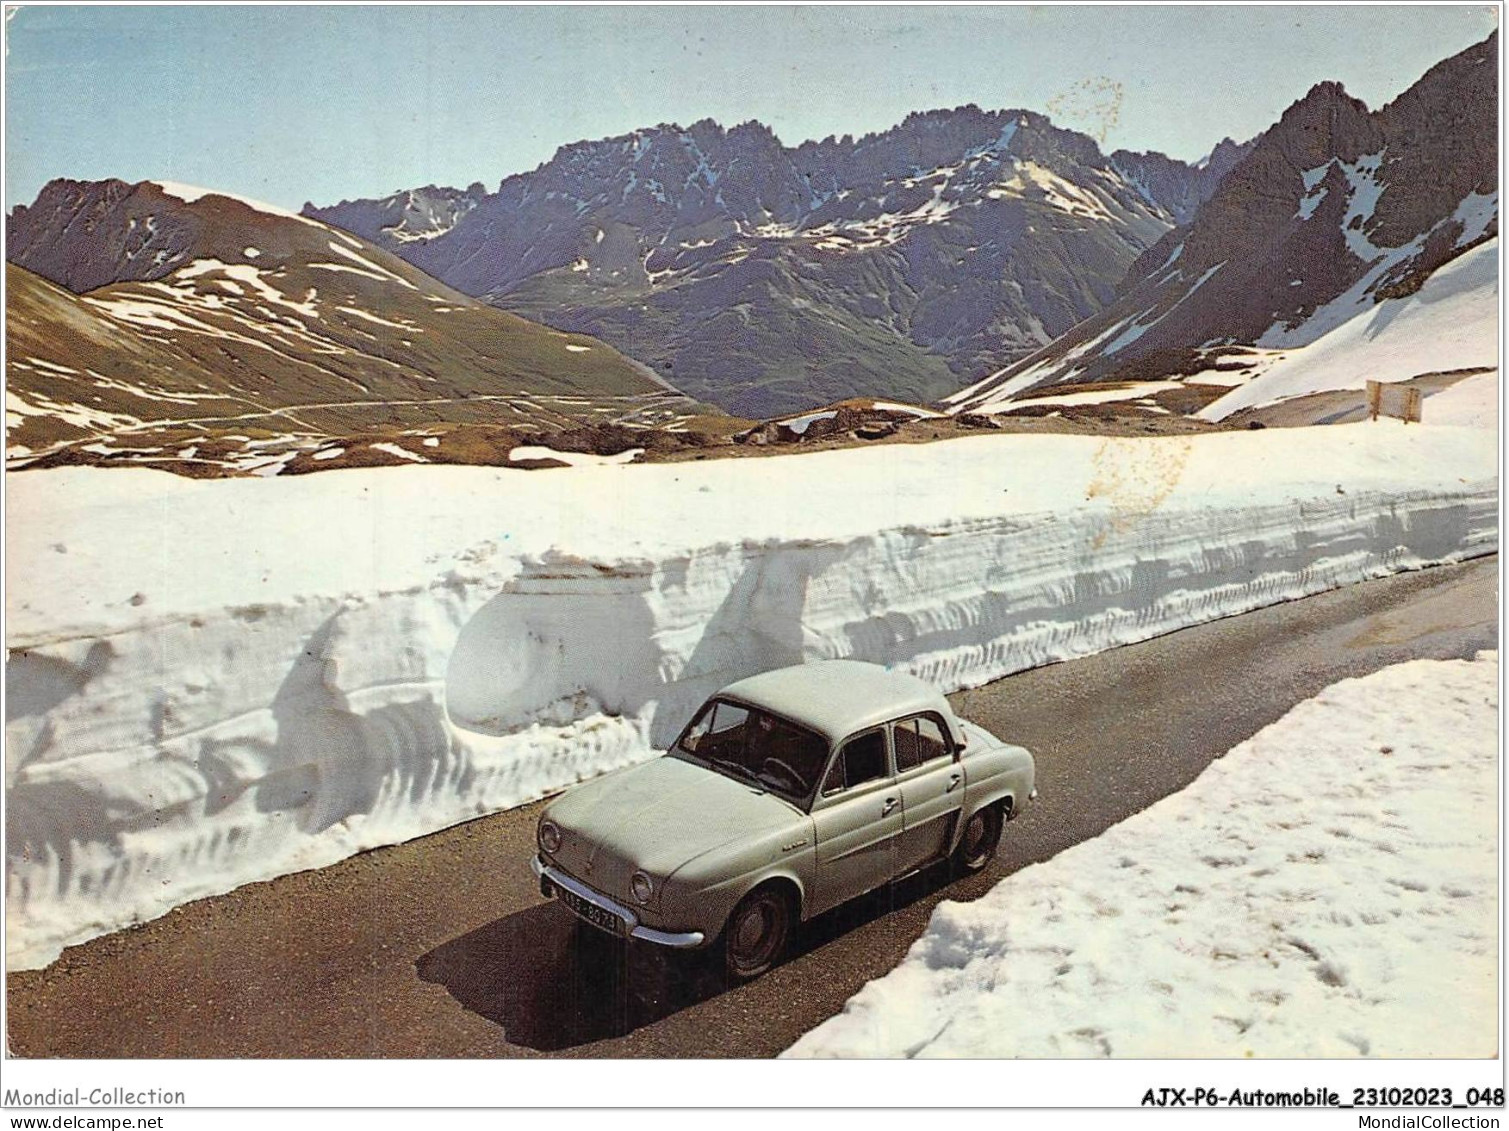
[556,883,626,937]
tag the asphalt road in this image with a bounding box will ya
[6,556,1497,1058]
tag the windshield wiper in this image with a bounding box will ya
[707,756,765,790]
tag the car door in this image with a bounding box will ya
[893,712,964,873]
[808,727,902,916]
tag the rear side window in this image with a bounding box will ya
[822,730,889,794]
[893,714,952,772]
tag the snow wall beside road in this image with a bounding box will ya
[4,425,1497,969]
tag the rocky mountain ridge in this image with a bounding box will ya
[308,106,1250,415]
[947,32,1498,411]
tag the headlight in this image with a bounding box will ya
[631,871,654,905]
[538,820,562,855]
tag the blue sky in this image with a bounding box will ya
[4,4,1498,211]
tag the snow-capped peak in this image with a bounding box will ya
[151,181,327,229]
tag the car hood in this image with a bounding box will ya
[542,755,804,901]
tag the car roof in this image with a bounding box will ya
[717,660,961,744]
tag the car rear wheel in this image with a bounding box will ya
[953,802,1005,874]
[723,886,792,981]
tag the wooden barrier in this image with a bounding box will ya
[1368,380,1423,423]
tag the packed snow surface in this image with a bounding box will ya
[1424,372,1498,429]
[1202,239,1498,421]
[786,653,1499,1059]
[4,426,1496,969]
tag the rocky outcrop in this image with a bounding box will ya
[1111,136,1254,224]
[311,183,489,247]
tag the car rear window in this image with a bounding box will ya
[894,714,951,772]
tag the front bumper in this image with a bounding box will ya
[532,855,706,949]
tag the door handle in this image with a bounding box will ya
[882,797,898,816]
[946,773,962,792]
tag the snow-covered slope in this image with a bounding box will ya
[1423,371,1498,428]
[1198,237,1498,420]
[5,179,681,472]
[785,652,1498,1059]
[946,33,1497,412]
[6,425,1496,969]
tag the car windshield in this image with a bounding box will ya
[675,698,830,802]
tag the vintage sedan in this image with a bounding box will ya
[532,659,1036,979]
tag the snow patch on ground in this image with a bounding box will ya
[4,427,1496,969]
[779,410,838,435]
[507,445,644,467]
[370,442,427,463]
[336,306,417,331]
[786,652,1498,1059]
[177,259,319,319]
[996,381,1184,411]
[870,402,945,419]
[1453,191,1498,248]
[6,389,144,434]
[324,242,416,289]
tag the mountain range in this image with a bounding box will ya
[309,109,1251,416]
[948,31,1498,412]
[5,32,1496,471]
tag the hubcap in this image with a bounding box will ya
[735,906,770,954]
[730,896,782,969]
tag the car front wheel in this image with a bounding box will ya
[722,886,792,981]
[953,802,1005,874]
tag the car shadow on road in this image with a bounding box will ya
[415,862,977,1053]
[415,900,729,1052]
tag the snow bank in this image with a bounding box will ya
[4,425,1496,969]
[1201,239,1498,421]
[786,652,1499,1059]
[1425,372,1498,429]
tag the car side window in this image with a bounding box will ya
[915,715,950,764]
[893,718,921,772]
[893,714,952,773]
[822,729,889,795]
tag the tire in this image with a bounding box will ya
[952,802,1005,874]
[722,885,793,981]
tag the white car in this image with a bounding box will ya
[534,660,1036,979]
